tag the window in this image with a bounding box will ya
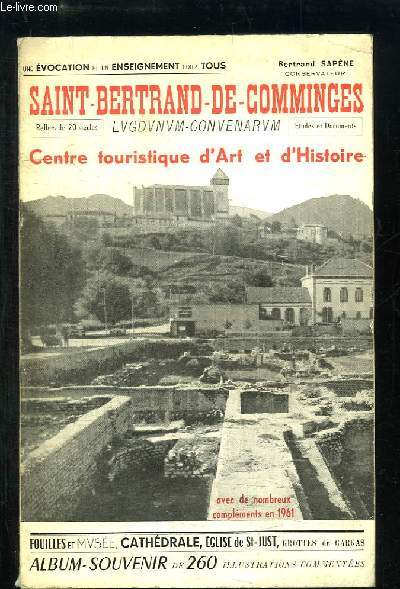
[178,307,192,318]
[165,189,174,212]
[323,287,331,302]
[259,305,268,320]
[203,191,215,217]
[299,308,309,326]
[190,190,202,217]
[340,287,348,302]
[271,308,281,320]
[155,188,165,212]
[134,191,142,213]
[175,189,188,214]
[355,288,363,302]
[370,307,374,319]
[341,311,347,318]
[285,308,295,323]
[356,311,362,319]
[322,307,333,324]
[144,188,154,213]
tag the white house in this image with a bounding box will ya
[297,223,328,244]
[301,258,373,324]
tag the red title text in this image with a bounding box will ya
[29,83,364,116]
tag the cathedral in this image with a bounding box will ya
[132,169,230,230]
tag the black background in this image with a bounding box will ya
[1,2,400,588]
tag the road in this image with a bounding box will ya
[29,323,171,351]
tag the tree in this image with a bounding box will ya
[231,214,243,227]
[208,224,241,256]
[101,232,113,247]
[245,268,274,287]
[20,208,86,334]
[361,240,372,254]
[75,273,132,324]
[271,221,282,233]
[100,248,133,274]
[131,289,161,317]
[68,215,99,242]
[206,280,245,303]
[149,235,162,249]
[82,244,133,275]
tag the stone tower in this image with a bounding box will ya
[210,169,229,217]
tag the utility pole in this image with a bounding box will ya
[102,288,108,333]
[131,293,135,337]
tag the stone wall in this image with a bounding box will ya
[21,339,213,386]
[284,430,353,519]
[165,439,220,478]
[213,335,373,353]
[315,416,374,518]
[341,318,372,335]
[240,390,289,414]
[104,436,177,482]
[323,378,373,397]
[22,385,228,416]
[20,396,112,460]
[21,396,133,521]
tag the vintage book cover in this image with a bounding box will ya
[18,34,374,587]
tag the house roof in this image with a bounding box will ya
[246,287,312,304]
[312,257,373,277]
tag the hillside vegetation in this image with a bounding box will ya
[27,193,132,217]
[23,192,373,329]
[269,194,372,237]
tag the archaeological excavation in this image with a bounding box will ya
[21,336,374,522]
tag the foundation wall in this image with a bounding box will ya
[21,339,213,385]
[21,396,133,521]
[241,390,289,413]
[213,335,372,352]
[22,385,228,412]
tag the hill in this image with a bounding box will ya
[27,194,133,217]
[28,195,271,222]
[230,205,271,219]
[269,195,373,237]
[26,192,372,238]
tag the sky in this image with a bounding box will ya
[22,163,372,215]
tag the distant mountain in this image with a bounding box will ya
[26,193,372,238]
[28,194,272,221]
[230,205,271,219]
[269,195,373,237]
[26,194,133,217]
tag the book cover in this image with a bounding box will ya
[18,34,374,588]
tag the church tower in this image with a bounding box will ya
[210,169,229,217]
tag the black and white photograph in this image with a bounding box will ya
[20,168,374,524]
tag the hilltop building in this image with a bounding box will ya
[132,169,230,231]
[42,214,68,228]
[41,209,118,229]
[297,223,328,244]
[66,210,116,225]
